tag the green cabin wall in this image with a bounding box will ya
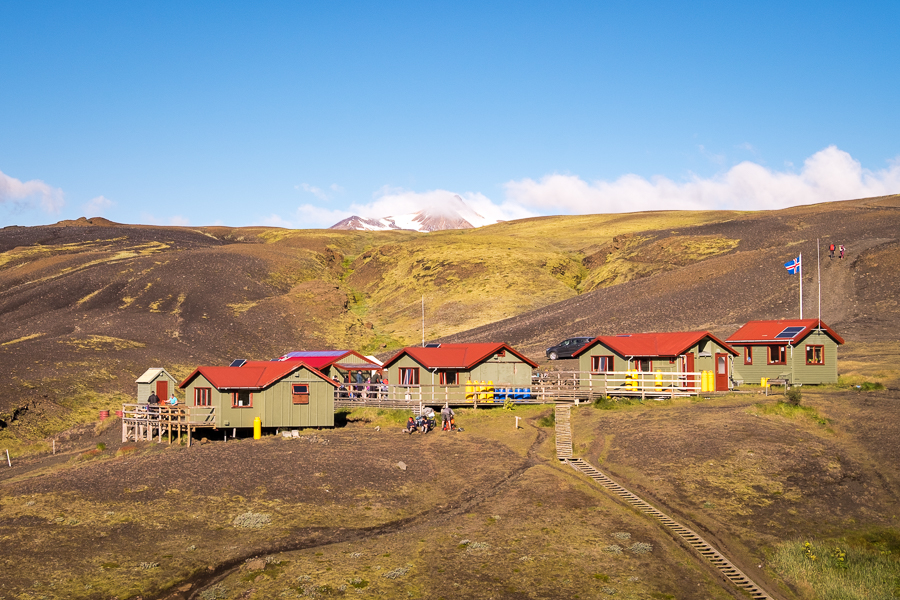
[387,352,533,390]
[137,372,178,404]
[730,331,840,385]
[576,338,734,387]
[183,368,335,429]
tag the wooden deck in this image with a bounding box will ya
[121,404,216,447]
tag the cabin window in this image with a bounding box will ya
[635,359,652,372]
[768,345,786,365]
[399,367,420,386]
[194,387,211,407]
[232,391,252,407]
[806,345,824,365]
[744,346,753,365]
[591,356,614,373]
[292,384,310,405]
[439,371,458,385]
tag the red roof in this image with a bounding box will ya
[382,343,539,370]
[726,319,844,345]
[179,361,338,390]
[274,350,377,370]
[574,331,737,358]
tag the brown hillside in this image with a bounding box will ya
[1,195,899,438]
[440,195,900,361]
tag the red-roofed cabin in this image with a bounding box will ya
[275,350,383,392]
[382,343,538,401]
[573,331,738,392]
[727,319,844,385]
[179,361,338,429]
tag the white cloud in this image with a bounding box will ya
[503,146,900,214]
[82,195,114,216]
[141,212,190,226]
[257,213,294,228]
[294,203,355,228]
[0,169,65,212]
[352,187,537,225]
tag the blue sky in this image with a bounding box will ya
[2,1,899,228]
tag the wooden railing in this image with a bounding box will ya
[121,403,216,446]
[337,371,706,405]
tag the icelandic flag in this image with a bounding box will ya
[784,256,801,274]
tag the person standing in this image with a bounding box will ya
[440,404,454,431]
[839,244,845,259]
[829,243,835,259]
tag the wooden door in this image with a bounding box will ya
[156,380,168,399]
[685,353,696,390]
[715,353,729,391]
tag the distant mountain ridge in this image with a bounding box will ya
[330,195,494,232]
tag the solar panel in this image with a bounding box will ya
[424,343,441,348]
[775,326,804,339]
[229,359,247,367]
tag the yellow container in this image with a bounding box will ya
[760,377,768,387]
[701,370,709,392]
[465,380,474,401]
[253,416,261,440]
[487,380,494,401]
[655,371,663,389]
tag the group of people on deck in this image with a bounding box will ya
[146,392,179,411]
[338,371,388,400]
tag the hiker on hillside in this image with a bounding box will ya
[829,243,835,259]
[839,244,845,259]
[441,404,454,431]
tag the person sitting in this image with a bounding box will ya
[168,394,178,406]
[404,416,417,435]
[418,415,431,434]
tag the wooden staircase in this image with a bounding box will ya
[554,403,774,600]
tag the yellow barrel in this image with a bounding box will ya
[655,371,663,389]
[760,377,768,387]
[480,380,486,400]
[465,380,473,401]
[253,416,262,440]
[700,371,708,392]
[487,380,494,400]
[703,370,713,392]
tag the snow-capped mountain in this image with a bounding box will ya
[329,195,495,232]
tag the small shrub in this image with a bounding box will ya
[199,584,228,600]
[233,512,271,528]
[536,412,555,427]
[96,442,106,451]
[784,388,802,406]
[383,564,412,579]
[602,545,623,554]
[629,542,653,554]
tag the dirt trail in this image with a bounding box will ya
[817,237,891,324]
[166,423,552,600]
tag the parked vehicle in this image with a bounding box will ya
[545,336,593,360]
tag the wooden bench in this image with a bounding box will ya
[765,378,790,396]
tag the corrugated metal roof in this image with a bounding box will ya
[178,361,337,390]
[382,343,539,369]
[135,368,173,384]
[274,350,378,369]
[574,331,737,358]
[726,319,845,345]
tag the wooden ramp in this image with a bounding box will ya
[554,405,774,600]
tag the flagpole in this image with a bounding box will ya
[817,240,821,326]
[799,252,803,320]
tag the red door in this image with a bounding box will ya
[715,353,729,391]
[156,380,168,400]
[685,353,696,390]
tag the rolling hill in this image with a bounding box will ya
[1,195,899,442]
